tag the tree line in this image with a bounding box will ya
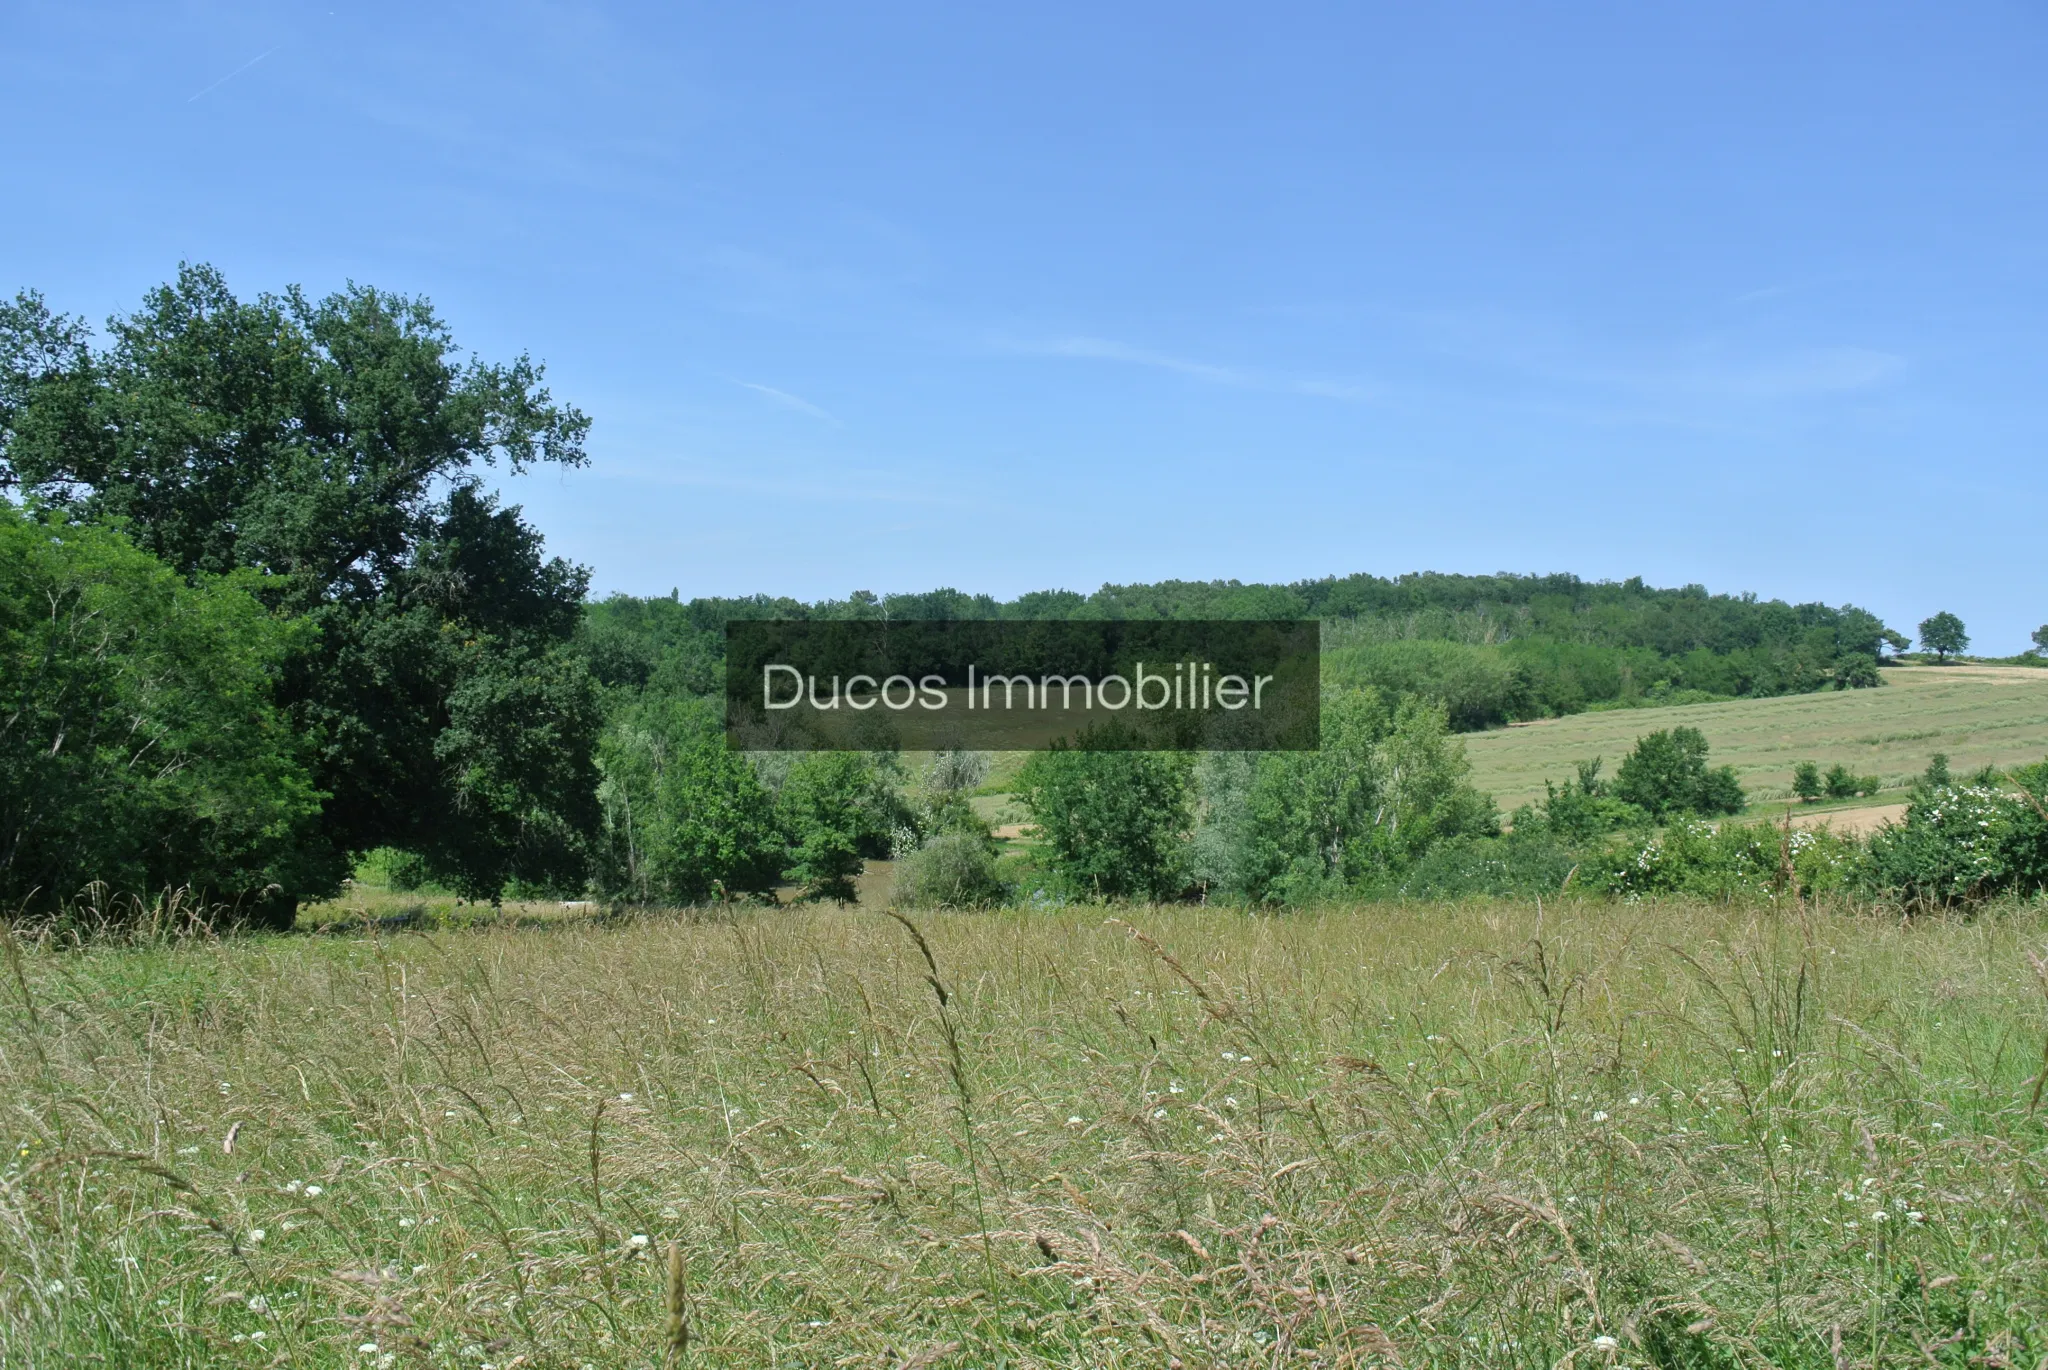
[2,267,2033,924]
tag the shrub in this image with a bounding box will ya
[1193,691,1497,904]
[1823,764,1880,799]
[1610,727,1745,819]
[1531,757,1648,840]
[1599,820,1856,901]
[892,832,1009,908]
[1862,774,2048,909]
[1793,762,1823,803]
[778,753,890,903]
[1396,828,1581,899]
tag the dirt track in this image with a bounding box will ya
[1782,802,1909,837]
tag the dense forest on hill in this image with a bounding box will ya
[581,573,1901,728]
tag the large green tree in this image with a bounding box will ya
[0,503,319,917]
[1917,612,1969,662]
[0,266,600,912]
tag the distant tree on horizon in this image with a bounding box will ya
[2032,624,2048,657]
[1918,612,1969,662]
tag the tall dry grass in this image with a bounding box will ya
[3,897,2046,1367]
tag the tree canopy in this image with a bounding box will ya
[1917,612,1969,662]
[0,503,318,917]
[0,266,600,910]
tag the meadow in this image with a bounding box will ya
[1460,666,2048,813]
[5,897,2047,1368]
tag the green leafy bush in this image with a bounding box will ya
[1792,762,1823,802]
[1862,774,2048,909]
[778,753,898,903]
[1599,820,1856,901]
[891,831,1009,909]
[1528,757,1648,840]
[1395,828,1582,899]
[1192,691,1497,905]
[1611,727,1744,819]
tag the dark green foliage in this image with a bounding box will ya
[1793,762,1823,803]
[1395,827,1581,899]
[0,504,319,921]
[1611,727,1745,820]
[1918,612,1969,662]
[2032,625,2048,657]
[593,698,784,905]
[892,831,1009,908]
[1528,757,1648,840]
[1822,764,1880,800]
[1925,753,1951,788]
[1321,640,1526,730]
[1016,730,1196,902]
[1862,769,2048,908]
[1192,691,1498,904]
[1600,819,1858,900]
[584,572,1901,730]
[0,268,600,906]
[778,753,902,902]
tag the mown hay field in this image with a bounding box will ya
[4,898,2047,1368]
[1462,666,2048,813]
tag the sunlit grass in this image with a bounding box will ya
[4,896,2047,1366]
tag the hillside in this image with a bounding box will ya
[1461,663,2048,812]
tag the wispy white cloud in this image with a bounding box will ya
[593,457,976,509]
[737,381,836,421]
[1410,309,1906,403]
[187,46,277,103]
[1005,335,1373,403]
[1679,347,1904,397]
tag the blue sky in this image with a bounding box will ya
[5,2,2044,648]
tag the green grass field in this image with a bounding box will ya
[6,899,2048,1367]
[1462,665,2048,813]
